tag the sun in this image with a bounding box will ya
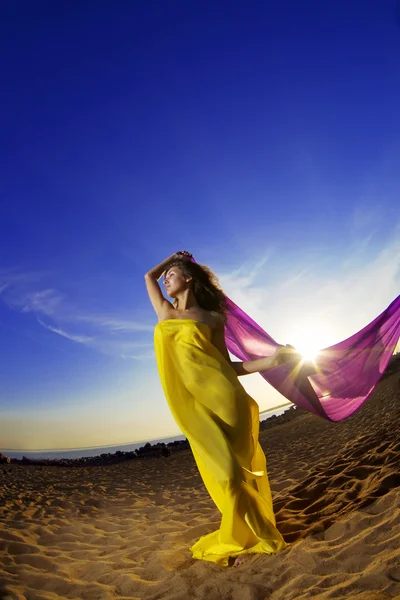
[295,343,319,362]
[289,325,327,363]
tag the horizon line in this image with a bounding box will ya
[0,402,294,453]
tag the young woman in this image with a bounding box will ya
[145,251,293,567]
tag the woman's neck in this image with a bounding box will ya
[175,291,199,312]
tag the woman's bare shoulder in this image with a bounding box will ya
[157,306,178,323]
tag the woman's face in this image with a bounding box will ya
[163,266,191,298]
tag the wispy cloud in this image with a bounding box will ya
[0,282,10,294]
[0,270,62,316]
[36,317,155,357]
[75,315,154,333]
[21,289,65,315]
[0,268,155,358]
[37,319,95,345]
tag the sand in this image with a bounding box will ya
[1,372,399,600]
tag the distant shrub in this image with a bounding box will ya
[382,352,400,379]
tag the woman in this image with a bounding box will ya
[145,251,292,567]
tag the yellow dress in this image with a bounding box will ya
[154,318,286,566]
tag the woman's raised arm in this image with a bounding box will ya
[144,253,178,319]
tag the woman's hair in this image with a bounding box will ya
[164,258,227,318]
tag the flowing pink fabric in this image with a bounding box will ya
[224,294,400,422]
[189,253,400,421]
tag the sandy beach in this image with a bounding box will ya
[1,372,399,600]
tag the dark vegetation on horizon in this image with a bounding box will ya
[381,351,400,380]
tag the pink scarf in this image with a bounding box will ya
[224,294,400,421]
[190,255,400,421]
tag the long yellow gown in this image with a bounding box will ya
[154,318,286,566]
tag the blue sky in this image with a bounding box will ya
[1,0,400,452]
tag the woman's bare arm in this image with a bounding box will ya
[211,317,295,376]
[144,253,178,319]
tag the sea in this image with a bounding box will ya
[1,404,292,460]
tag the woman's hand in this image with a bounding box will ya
[175,250,193,260]
[271,344,302,367]
[231,344,302,376]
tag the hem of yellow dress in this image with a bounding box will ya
[190,539,288,567]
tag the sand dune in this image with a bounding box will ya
[1,373,399,600]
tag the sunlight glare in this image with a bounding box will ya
[289,324,331,363]
[296,344,319,362]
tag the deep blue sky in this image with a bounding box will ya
[1,0,400,452]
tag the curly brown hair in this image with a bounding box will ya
[163,258,227,318]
